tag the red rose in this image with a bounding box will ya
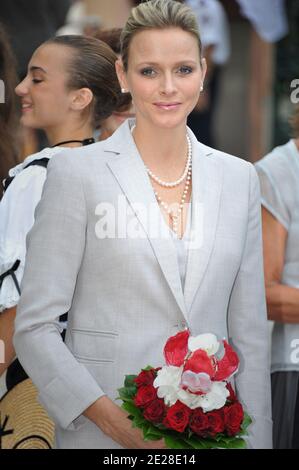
[163,401,191,433]
[184,349,214,377]
[164,330,190,367]
[226,382,237,402]
[143,399,166,424]
[223,402,244,436]
[134,369,156,387]
[190,408,208,436]
[134,385,157,408]
[205,410,225,437]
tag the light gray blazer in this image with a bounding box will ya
[14,120,272,449]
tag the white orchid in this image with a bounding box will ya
[196,381,230,412]
[154,363,229,411]
[153,365,183,406]
[177,388,204,409]
[177,380,229,411]
[181,370,213,394]
[188,333,220,356]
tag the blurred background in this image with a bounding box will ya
[0,0,298,163]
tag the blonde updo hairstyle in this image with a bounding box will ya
[120,0,203,72]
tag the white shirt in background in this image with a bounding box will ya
[186,0,231,65]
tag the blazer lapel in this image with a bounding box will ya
[104,120,188,319]
[183,134,223,313]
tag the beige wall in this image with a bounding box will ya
[84,0,132,28]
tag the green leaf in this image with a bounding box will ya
[132,414,148,429]
[183,435,247,449]
[142,365,155,371]
[145,433,164,441]
[155,423,168,431]
[124,375,137,388]
[218,437,247,449]
[164,436,193,449]
[143,422,163,438]
[241,413,252,431]
[126,385,138,396]
[185,436,215,449]
[213,437,246,449]
[144,429,165,439]
[117,386,136,401]
[121,401,143,419]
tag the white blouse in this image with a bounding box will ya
[0,147,66,312]
[170,200,192,292]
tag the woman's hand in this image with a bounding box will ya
[84,395,166,449]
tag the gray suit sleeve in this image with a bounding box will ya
[227,163,273,449]
[13,153,105,430]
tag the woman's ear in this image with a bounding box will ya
[115,58,129,93]
[71,88,93,112]
[200,57,207,86]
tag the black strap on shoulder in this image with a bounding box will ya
[23,157,50,170]
[3,158,50,192]
[0,259,21,295]
[3,176,14,192]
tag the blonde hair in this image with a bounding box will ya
[120,0,202,71]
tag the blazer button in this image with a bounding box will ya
[170,321,188,336]
[173,321,188,331]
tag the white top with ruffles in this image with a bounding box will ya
[0,146,66,312]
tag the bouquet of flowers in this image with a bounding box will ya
[118,330,252,449]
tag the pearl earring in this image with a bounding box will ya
[121,88,127,93]
[200,85,204,92]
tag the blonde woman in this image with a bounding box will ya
[14,0,272,449]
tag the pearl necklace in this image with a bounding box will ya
[146,134,192,188]
[130,125,192,236]
[154,158,192,235]
[131,124,192,188]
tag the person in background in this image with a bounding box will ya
[255,106,299,449]
[0,33,125,448]
[0,35,123,379]
[14,0,271,449]
[0,0,72,156]
[84,0,133,29]
[56,0,102,37]
[95,28,135,141]
[185,0,230,146]
[0,22,20,195]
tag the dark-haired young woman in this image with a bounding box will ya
[0,34,124,377]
